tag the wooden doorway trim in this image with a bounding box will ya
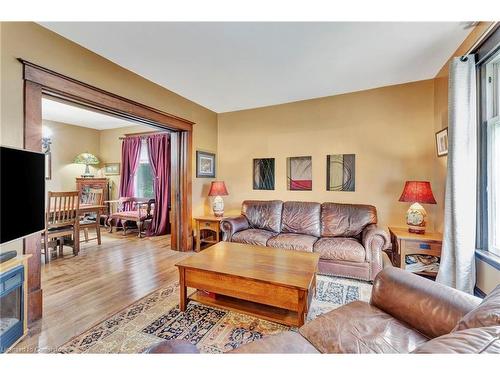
[21,60,194,322]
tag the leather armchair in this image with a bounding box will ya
[231,267,499,354]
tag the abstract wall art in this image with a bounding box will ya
[326,154,355,191]
[253,158,275,190]
[287,156,312,191]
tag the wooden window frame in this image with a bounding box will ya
[20,59,194,322]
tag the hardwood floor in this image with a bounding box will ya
[13,231,191,353]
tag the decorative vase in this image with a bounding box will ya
[212,195,224,217]
[406,202,427,234]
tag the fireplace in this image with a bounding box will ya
[0,265,24,353]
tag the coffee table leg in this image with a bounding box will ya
[179,267,187,311]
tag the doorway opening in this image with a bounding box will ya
[21,60,194,323]
[41,97,173,264]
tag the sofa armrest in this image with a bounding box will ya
[221,215,249,241]
[370,267,482,339]
[362,224,390,279]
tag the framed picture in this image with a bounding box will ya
[104,163,120,176]
[253,158,275,190]
[196,151,216,178]
[435,127,448,157]
[287,156,312,191]
[327,154,355,191]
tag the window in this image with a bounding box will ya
[134,139,155,199]
[483,51,500,256]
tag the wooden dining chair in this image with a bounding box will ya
[79,188,104,245]
[42,191,80,263]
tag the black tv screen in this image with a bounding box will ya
[0,146,45,244]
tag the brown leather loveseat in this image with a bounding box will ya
[221,200,390,281]
[231,267,500,354]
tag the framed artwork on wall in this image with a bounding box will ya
[326,154,355,191]
[104,163,120,176]
[253,158,275,190]
[196,151,216,178]
[287,156,312,191]
[435,127,448,157]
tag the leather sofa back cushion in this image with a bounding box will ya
[454,284,500,331]
[241,200,283,233]
[321,203,377,237]
[281,201,321,237]
[411,326,500,354]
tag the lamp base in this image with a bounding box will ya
[406,202,427,234]
[212,195,224,217]
[81,164,94,178]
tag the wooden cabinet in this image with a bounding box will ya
[388,226,443,277]
[76,178,109,202]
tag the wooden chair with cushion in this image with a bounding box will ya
[106,197,155,238]
[79,188,104,245]
[42,191,80,263]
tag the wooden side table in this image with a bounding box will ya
[388,226,443,277]
[194,216,225,252]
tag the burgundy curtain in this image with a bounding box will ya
[119,136,141,200]
[147,133,170,235]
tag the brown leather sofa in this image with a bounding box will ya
[221,200,390,281]
[231,267,500,354]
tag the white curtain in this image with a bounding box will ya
[436,55,477,294]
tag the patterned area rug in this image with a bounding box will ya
[58,275,371,353]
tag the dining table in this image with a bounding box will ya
[46,203,107,255]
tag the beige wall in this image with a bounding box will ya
[43,120,101,193]
[42,120,152,200]
[0,22,218,220]
[218,79,437,230]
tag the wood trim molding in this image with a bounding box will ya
[23,80,43,323]
[20,59,194,132]
[21,60,194,320]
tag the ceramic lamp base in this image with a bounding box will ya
[406,202,427,234]
[212,195,224,217]
[81,164,94,178]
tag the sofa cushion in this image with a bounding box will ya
[454,284,500,331]
[229,331,319,354]
[313,237,366,262]
[321,203,377,237]
[242,200,283,232]
[411,326,500,354]
[299,301,428,353]
[231,229,276,246]
[267,233,318,252]
[281,201,321,237]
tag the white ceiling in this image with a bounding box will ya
[40,22,473,113]
[42,98,138,129]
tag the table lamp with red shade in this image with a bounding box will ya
[208,181,229,217]
[398,181,437,234]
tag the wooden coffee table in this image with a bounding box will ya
[175,241,320,327]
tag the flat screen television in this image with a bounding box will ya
[0,146,45,245]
